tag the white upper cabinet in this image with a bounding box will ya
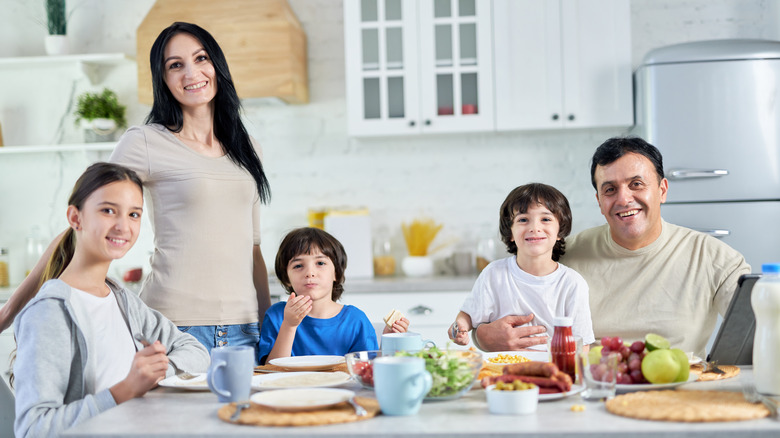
[344,0,494,136]
[493,0,633,131]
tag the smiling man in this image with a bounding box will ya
[474,137,750,357]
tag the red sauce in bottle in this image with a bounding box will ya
[551,316,576,382]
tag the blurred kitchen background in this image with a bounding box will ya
[1,0,778,288]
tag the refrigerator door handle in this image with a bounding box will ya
[692,228,731,238]
[668,169,729,180]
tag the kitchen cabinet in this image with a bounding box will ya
[493,0,632,131]
[344,0,494,136]
[341,290,470,348]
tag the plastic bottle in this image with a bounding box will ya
[752,263,780,395]
[551,316,576,382]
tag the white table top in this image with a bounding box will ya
[62,368,780,438]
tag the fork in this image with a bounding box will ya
[133,333,197,380]
[347,396,367,417]
[742,378,779,419]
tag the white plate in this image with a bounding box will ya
[538,384,585,401]
[250,388,355,411]
[251,371,351,390]
[482,350,550,363]
[615,373,698,393]
[268,355,345,371]
[158,373,208,391]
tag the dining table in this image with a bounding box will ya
[62,366,779,438]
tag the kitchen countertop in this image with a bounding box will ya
[62,367,780,438]
[0,275,478,304]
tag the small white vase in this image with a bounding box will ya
[44,35,69,56]
[401,256,434,277]
[82,118,118,143]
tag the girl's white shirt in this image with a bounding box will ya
[69,286,136,394]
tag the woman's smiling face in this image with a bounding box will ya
[163,32,217,109]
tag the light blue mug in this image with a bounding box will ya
[381,332,435,355]
[207,346,254,402]
[373,356,433,416]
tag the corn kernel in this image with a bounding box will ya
[571,404,586,412]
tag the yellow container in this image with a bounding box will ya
[307,208,326,229]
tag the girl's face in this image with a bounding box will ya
[286,248,336,303]
[68,180,143,263]
[163,32,217,110]
[510,203,561,260]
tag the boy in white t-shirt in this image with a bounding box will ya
[449,183,594,348]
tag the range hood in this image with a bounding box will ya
[136,0,308,105]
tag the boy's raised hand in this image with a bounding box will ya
[283,292,312,326]
[383,317,410,334]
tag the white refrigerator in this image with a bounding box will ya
[634,39,780,271]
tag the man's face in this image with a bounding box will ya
[594,152,668,250]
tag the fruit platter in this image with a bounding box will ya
[588,333,695,392]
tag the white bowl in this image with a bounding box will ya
[401,256,434,277]
[485,384,539,415]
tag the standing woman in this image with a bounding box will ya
[0,22,271,362]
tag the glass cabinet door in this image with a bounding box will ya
[418,0,493,132]
[344,0,420,136]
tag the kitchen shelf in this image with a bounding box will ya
[0,142,115,155]
[0,53,133,85]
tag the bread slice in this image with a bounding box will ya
[383,309,404,328]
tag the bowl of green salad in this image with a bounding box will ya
[397,347,482,400]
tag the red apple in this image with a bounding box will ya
[123,268,143,283]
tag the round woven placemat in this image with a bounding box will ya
[217,396,380,427]
[255,363,349,374]
[690,364,740,381]
[605,390,769,422]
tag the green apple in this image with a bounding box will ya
[670,348,690,382]
[589,345,603,364]
[641,349,680,384]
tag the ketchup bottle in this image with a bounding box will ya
[551,316,576,382]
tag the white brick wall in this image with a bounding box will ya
[0,0,777,284]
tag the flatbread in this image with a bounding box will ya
[605,390,769,422]
[690,364,740,381]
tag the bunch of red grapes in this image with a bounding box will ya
[597,336,649,384]
[352,362,374,386]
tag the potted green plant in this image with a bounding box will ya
[44,0,69,55]
[74,88,127,143]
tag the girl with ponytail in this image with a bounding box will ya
[12,162,208,438]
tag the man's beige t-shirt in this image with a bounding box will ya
[561,220,750,357]
[109,124,262,326]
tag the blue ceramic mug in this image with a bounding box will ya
[381,332,435,355]
[373,356,432,416]
[207,346,254,402]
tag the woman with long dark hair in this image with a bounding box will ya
[2,22,272,363]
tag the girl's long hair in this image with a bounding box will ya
[145,22,270,204]
[39,162,143,288]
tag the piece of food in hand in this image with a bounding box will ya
[123,267,143,283]
[383,309,405,328]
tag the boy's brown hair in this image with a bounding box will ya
[274,227,347,301]
[498,183,572,261]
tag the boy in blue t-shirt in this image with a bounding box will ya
[259,227,409,364]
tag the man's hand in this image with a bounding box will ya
[474,314,548,351]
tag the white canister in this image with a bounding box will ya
[751,263,780,395]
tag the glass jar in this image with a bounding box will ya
[373,227,396,276]
[0,247,9,287]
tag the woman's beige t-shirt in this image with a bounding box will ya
[109,124,262,326]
